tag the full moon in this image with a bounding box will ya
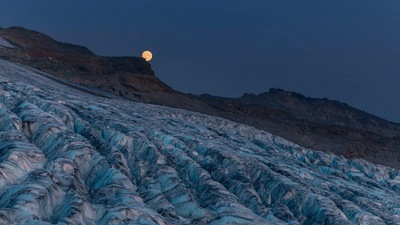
[142,51,153,61]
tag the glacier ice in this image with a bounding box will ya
[0,58,399,224]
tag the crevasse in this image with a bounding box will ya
[0,59,399,224]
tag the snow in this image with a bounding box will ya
[0,58,399,224]
[0,37,15,48]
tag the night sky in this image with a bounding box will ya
[1,1,400,122]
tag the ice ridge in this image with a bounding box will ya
[0,59,399,224]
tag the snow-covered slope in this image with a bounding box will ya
[0,59,399,225]
[0,38,14,48]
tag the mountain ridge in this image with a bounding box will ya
[202,88,400,135]
[1,26,399,169]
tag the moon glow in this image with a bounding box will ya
[142,51,153,61]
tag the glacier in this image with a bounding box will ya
[0,58,399,224]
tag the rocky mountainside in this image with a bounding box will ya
[198,91,400,169]
[0,26,153,76]
[0,26,211,111]
[239,89,400,137]
[1,26,399,169]
[0,59,400,224]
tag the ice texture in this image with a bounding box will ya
[0,58,399,224]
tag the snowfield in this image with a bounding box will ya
[0,38,15,48]
[0,59,399,224]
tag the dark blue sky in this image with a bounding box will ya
[1,1,400,122]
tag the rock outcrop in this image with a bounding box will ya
[0,26,154,76]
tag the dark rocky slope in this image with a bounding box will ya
[198,91,400,169]
[0,26,212,111]
[1,26,399,169]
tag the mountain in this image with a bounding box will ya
[198,90,400,169]
[0,58,399,224]
[0,26,153,76]
[0,26,212,111]
[1,26,399,169]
